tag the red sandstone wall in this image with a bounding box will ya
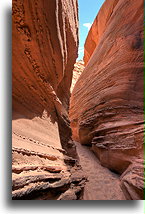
[12,0,85,200]
[70,0,144,199]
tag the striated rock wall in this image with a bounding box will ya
[70,60,85,92]
[12,0,79,115]
[83,0,119,65]
[69,0,144,199]
[12,0,85,200]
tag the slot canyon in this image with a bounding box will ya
[12,0,144,200]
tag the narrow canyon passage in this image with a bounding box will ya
[12,0,144,200]
[75,142,125,200]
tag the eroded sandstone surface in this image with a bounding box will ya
[12,0,85,200]
[70,60,84,92]
[69,0,144,199]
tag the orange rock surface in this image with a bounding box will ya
[83,0,119,65]
[12,0,85,200]
[70,60,85,92]
[69,0,144,199]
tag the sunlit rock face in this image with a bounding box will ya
[70,60,85,93]
[12,0,79,114]
[69,0,144,199]
[12,0,85,200]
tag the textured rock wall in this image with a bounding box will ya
[69,0,144,199]
[12,0,85,200]
[83,0,119,65]
[70,60,84,92]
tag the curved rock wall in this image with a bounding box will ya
[69,0,144,199]
[83,0,119,65]
[12,0,85,200]
[12,0,79,114]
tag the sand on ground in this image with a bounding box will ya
[75,141,126,200]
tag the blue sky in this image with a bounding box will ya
[78,0,106,60]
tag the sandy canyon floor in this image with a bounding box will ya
[75,142,125,200]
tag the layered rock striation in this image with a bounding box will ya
[69,0,144,199]
[70,60,85,92]
[12,0,85,200]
